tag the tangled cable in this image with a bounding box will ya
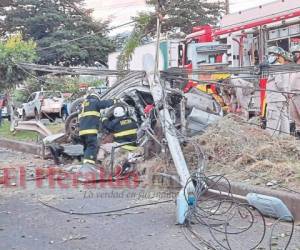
[182,172,295,250]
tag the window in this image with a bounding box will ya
[28,94,35,102]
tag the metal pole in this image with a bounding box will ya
[147,1,194,192]
[225,0,230,15]
[180,97,187,136]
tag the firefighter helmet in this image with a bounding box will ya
[290,44,300,54]
[267,46,285,56]
[268,46,292,62]
[113,107,126,117]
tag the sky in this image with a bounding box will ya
[85,0,278,34]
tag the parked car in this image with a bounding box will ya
[0,95,10,121]
[21,91,65,121]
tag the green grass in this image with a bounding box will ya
[0,120,39,142]
[0,120,65,142]
[47,123,64,134]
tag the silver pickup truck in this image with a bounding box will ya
[21,91,65,121]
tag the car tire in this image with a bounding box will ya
[34,109,40,121]
[65,112,79,141]
[22,110,28,121]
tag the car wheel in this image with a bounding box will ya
[34,109,41,121]
[65,112,79,141]
[22,110,28,121]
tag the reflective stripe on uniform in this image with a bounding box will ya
[79,129,98,136]
[114,129,137,138]
[83,159,96,164]
[79,111,100,119]
[121,145,138,151]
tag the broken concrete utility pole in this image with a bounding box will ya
[144,1,195,224]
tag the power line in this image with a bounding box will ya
[39,199,173,216]
[91,2,146,10]
[37,20,136,51]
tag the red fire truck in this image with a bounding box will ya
[179,0,300,116]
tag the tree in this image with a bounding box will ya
[1,0,114,66]
[147,0,225,34]
[0,33,37,90]
[117,13,153,70]
[0,33,37,128]
[117,0,224,69]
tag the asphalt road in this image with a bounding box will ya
[1,148,300,250]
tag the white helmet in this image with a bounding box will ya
[113,106,125,117]
[291,44,300,54]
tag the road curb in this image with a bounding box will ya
[229,182,300,222]
[0,138,43,156]
[152,173,300,222]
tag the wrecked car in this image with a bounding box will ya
[64,72,224,142]
[42,71,224,177]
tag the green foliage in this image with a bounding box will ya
[13,75,106,103]
[41,77,82,94]
[1,0,114,66]
[0,119,63,141]
[14,76,80,102]
[13,89,29,104]
[0,120,39,142]
[117,12,153,70]
[0,33,37,90]
[146,0,224,34]
[117,0,224,70]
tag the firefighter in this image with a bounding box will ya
[290,44,300,135]
[230,78,255,119]
[78,90,117,175]
[102,106,138,150]
[266,46,292,136]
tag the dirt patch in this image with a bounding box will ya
[146,115,300,191]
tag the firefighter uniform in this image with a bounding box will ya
[290,45,300,133]
[230,78,254,119]
[266,73,290,136]
[289,73,300,131]
[102,116,138,151]
[79,94,115,165]
[266,46,291,136]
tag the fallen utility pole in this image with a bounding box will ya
[146,2,194,195]
[17,63,143,76]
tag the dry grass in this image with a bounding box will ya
[146,114,300,190]
[186,114,300,189]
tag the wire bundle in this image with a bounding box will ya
[182,172,295,250]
